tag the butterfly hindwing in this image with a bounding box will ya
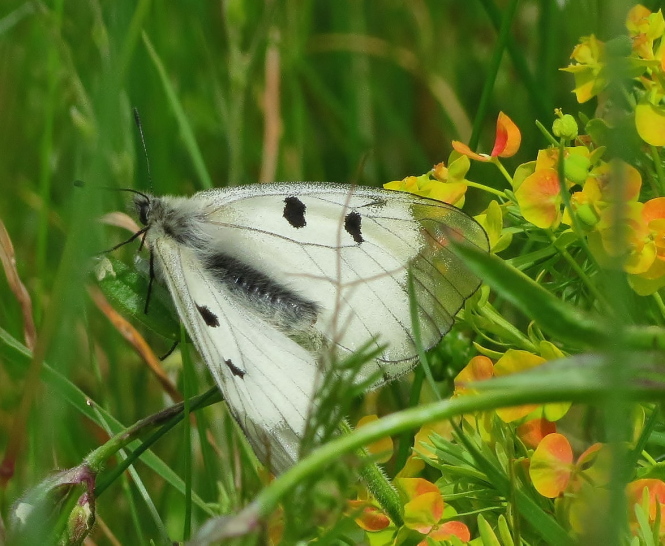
[151,237,320,472]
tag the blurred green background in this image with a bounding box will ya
[0,0,644,543]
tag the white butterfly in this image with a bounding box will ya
[129,182,488,473]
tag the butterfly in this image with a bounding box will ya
[128,182,488,473]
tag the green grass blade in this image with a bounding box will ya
[142,32,213,190]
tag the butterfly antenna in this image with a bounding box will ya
[133,107,153,193]
[108,187,151,200]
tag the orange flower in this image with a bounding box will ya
[626,479,665,535]
[350,478,472,544]
[452,112,521,162]
[397,478,444,534]
[629,197,665,294]
[517,418,557,449]
[552,442,613,537]
[530,436,609,499]
[564,158,642,229]
[587,194,665,294]
[412,420,454,459]
[529,433,574,498]
[426,521,471,544]
[626,5,665,59]
[454,355,494,394]
[627,5,656,36]
[515,168,562,229]
[516,146,603,229]
[395,478,471,544]
[589,159,642,205]
[493,350,547,422]
[590,202,651,269]
[348,500,392,532]
[455,351,570,425]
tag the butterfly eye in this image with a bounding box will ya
[134,195,151,226]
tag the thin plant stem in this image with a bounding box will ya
[181,326,193,541]
[338,420,403,527]
[466,180,510,200]
[478,0,552,121]
[650,145,665,195]
[492,158,515,187]
[91,388,221,496]
[652,291,665,320]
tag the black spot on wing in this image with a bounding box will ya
[225,358,245,378]
[196,304,220,327]
[283,196,307,228]
[344,211,364,243]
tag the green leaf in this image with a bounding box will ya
[450,237,607,349]
[142,32,213,190]
[477,513,501,546]
[469,352,665,397]
[96,255,180,341]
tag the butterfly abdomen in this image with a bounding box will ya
[203,253,319,333]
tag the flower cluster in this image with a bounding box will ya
[561,5,665,145]
[512,142,665,294]
[359,4,665,544]
[350,345,663,544]
[451,353,661,540]
[350,477,470,546]
[389,109,665,295]
[386,6,665,297]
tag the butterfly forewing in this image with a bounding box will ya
[408,202,488,353]
[192,184,486,377]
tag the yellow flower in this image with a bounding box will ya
[384,155,470,207]
[626,5,665,59]
[561,35,606,103]
[588,196,665,294]
[515,168,562,229]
